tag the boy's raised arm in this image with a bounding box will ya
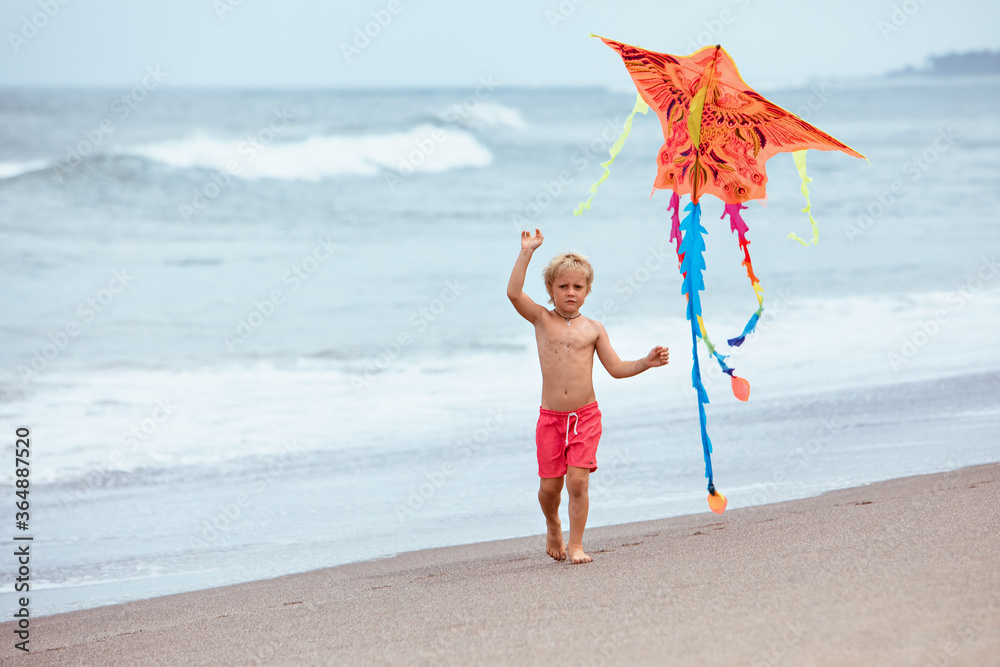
[507,229,547,324]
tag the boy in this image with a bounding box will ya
[507,228,670,564]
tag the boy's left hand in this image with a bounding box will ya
[646,346,669,368]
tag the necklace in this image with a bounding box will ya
[556,310,582,326]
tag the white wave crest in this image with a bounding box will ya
[440,101,527,130]
[0,159,50,180]
[122,125,493,181]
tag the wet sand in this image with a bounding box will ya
[5,463,999,666]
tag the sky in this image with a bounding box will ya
[1,0,999,88]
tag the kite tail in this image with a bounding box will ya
[678,201,716,495]
[787,150,820,246]
[695,309,751,403]
[676,199,750,404]
[573,92,649,216]
[674,195,730,373]
[722,202,764,348]
[668,192,683,260]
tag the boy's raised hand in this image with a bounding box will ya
[521,228,544,251]
[646,345,670,368]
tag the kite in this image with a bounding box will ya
[575,36,865,514]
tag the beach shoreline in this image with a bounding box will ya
[4,462,998,665]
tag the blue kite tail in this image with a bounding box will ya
[678,200,714,489]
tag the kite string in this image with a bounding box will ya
[573,92,648,216]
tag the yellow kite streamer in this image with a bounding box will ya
[573,92,648,216]
[787,150,820,246]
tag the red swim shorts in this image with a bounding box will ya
[536,402,602,478]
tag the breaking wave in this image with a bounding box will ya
[121,125,493,180]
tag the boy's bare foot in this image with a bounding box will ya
[567,546,592,564]
[546,523,567,561]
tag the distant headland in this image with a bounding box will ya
[890,50,1000,77]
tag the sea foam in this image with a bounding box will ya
[439,101,527,131]
[122,125,493,181]
[0,159,49,180]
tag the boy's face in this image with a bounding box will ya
[549,270,590,313]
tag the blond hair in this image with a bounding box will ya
[542,252,594,304]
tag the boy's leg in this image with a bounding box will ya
[565,466,593,564]
[538,476,566,561]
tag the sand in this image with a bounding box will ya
[4,463,999,666]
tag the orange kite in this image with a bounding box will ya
[576,36,865,513]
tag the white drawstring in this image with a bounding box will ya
[565,412,579,449]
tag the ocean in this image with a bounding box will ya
[1,76,999,616]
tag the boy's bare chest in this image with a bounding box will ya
[536,319,596,355]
